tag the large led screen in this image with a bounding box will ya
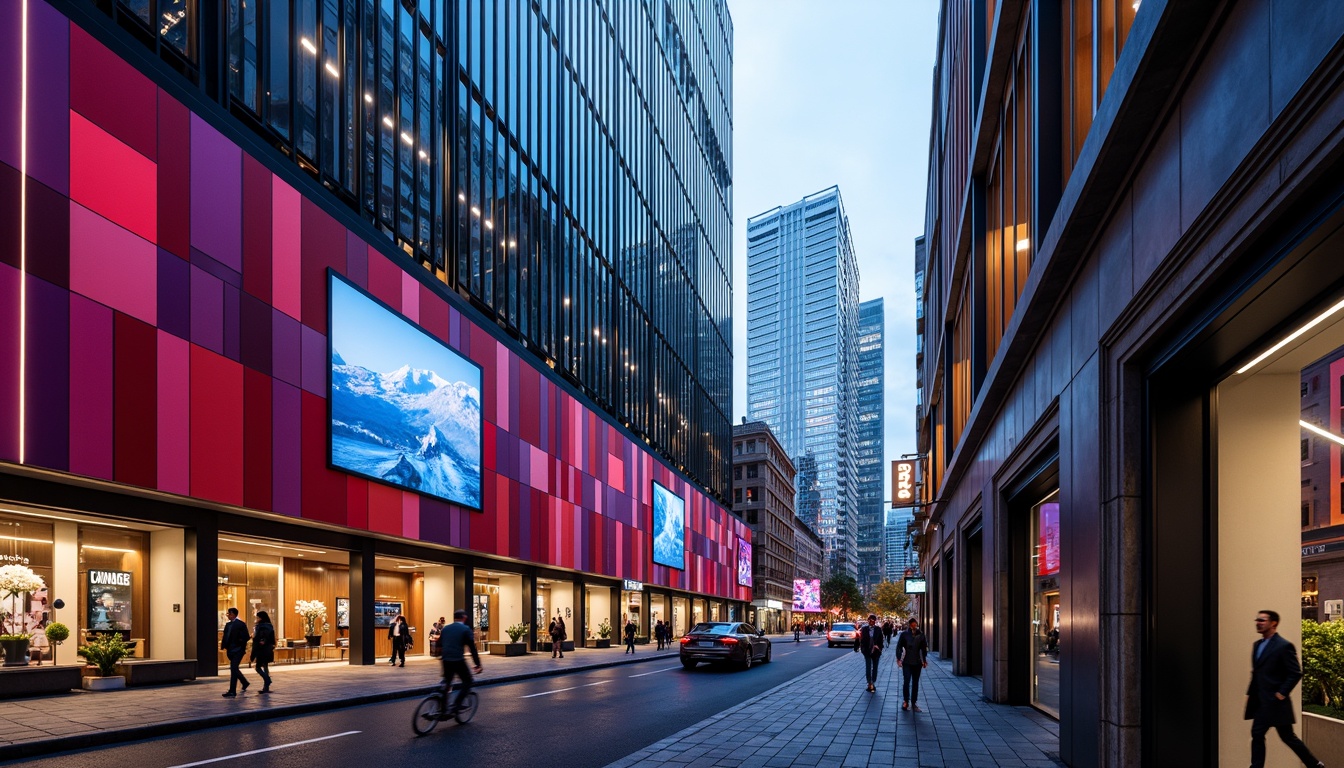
[736,537,753,587]
[792,579,821,612]
[651,481,685,569]
[329,273,483,508]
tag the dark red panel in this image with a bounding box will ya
[25,178,69,288]
[346,476,369,530]
[157,92,191,258]
[0,163,16,269]
[113,312,157,488]
[418,283,449,342]
[366,252,401,309]
[189,345,243,505]
[300,390,346,524]
[299,198,345,334]
[242,156,272,302]
[69,26,156,161]
[518,365,539,446]
[243,366,273,511]
[367,481,401,536]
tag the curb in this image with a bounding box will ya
[0,650,684,763]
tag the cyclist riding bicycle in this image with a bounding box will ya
[439,608,483,715]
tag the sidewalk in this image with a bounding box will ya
[0,639,692,762]
[606,652,1065,768]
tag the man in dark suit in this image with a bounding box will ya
[1245,610,1325,768]
[853,613,884,693]
[220,607,250,697]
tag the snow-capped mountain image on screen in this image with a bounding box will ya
[652,481,685,569]
[328,274,483,508]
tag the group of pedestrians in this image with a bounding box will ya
[853,614,928,710]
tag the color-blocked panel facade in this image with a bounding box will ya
[0,6,748,603]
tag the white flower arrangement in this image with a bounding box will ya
[0,565,45,637]
[295,599,328,637]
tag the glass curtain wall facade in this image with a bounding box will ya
[746,187,861,578]
[855,299,885,593]
[90,0,734,501]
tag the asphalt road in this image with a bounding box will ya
[8,638,843,768]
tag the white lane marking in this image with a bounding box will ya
[521,680,609,698]
[778,651,796,656]
[628,666,681,678]
[166,731,361,768]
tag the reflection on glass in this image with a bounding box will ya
[1031,491,1061,717]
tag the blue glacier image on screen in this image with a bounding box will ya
[329,276,482,508]
[652,481,685,569]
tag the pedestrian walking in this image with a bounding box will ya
[656,620,667,649]
[250,610,276,694]
[624,618,637,654]
[882,618,894,645]
[220,607,250,697]
[854,613,885,693]
[895,617,929,711]
[793,621,801,643]
[1245,610,1326,768]
[388,614,412,666]
[429,616,445,658]
[556,615,567,657]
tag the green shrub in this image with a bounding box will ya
[505,623,529,643]
[597,619,612,639]
[1301,619,1344,707]
[78,633,131,677]
[44,623,70,644]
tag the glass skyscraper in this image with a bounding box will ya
[855,298,884,592]
[84,0,734,499]
[746,186,860,578]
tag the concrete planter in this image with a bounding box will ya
[80,675,126,691]
[1304,712,1344,759]
[486,642,528,657]
[587,638,612,648]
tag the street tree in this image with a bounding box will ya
[867,580,911,618]
[820,574,864,620]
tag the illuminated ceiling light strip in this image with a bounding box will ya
[1301,420,1344,447]
[18,0,27,465]
[81,544,134,553]
[218,537,327,555]
[0,508,130,528]
[1236,297,1344,374]
[0,534,53,544]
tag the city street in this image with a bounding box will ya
[2,638,836,768]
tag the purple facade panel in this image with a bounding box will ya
[189,114,242,272]
[23,274,69,470]
[270,307,302,387]
[188,265,223,355]
[0,263,19,462]
[26,0,68,196]
[156,247,190,340]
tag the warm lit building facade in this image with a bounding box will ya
[731,421,796,634]
[746,186,861,579]
[0,0,747,679]
[917,0,1344,765]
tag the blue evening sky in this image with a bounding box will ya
[728,1,939,502]
[330,278,479,386]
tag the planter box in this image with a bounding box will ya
[114,659,197,686]
[486,642,528,657]
[538,641,576,652]
[587,638,612,648]
[0,666,82,698]
[81,675,126,691]
[1304,712,1344,759]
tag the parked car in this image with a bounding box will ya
[679,621,772,670]
[827,622,858,648]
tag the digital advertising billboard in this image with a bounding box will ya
[736,537,753,587]
[792,578,821,612]
[328,273,483,508]
[652,481,686,569]
[87,569,132,631]
[904,577,927,594]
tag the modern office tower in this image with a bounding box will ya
[916,1,1344,764]
[883,507,915,583]
[0,0,747,675]
[731,421,797,634]
[855,299,885,593]
[746,186,862,579]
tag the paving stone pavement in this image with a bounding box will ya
[0,640,687,761]
[605,651,1065,768]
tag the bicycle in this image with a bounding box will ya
[411,679,479,735]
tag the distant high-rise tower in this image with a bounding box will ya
[746,187,861,579]
[856,299,885,593]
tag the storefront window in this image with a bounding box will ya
[622,590,643,640]
[79,526,149,654]
[0,515,54,645]
[1030,491,1061,717]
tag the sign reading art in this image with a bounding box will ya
[88,569,132,631]
[792,579,820,612]
[891,460,917,507]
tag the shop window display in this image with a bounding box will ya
[1031,491,1062,717]
[78,527,149,653]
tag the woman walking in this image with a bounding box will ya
[250,610,276,694]
[388,614,412,667]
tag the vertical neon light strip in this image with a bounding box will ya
[17,0,26,464]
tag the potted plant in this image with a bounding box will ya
[487,623,529,657]
[44,622,70,666]
[0,564,45,667]
[589,619,612,649]
[78,632,130,690]
[295,599,328,647]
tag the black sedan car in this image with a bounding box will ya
[679,621,772,670]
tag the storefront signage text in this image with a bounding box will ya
[622,579,644,591]
[0,554,30,566]
[90,570,132,586]
[765,599,783,610]
[1303,542,1344,557]
[904,577,927,594]
[892,460,916,507]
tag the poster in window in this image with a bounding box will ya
[335,597,350,629]
[1037,501,1061,576]
[87,570,132,631]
